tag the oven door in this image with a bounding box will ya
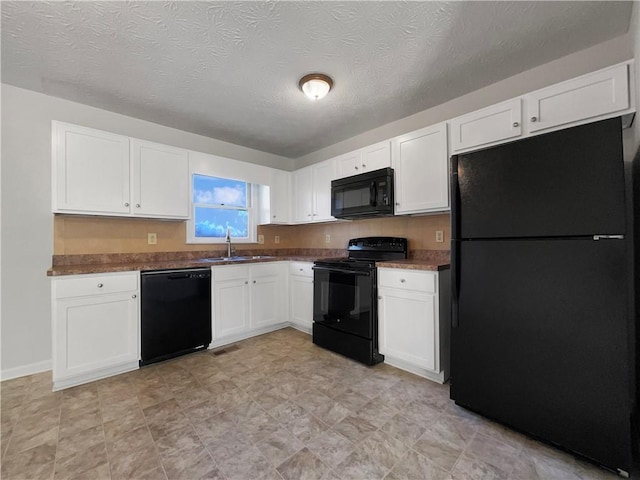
[313,265,375,339]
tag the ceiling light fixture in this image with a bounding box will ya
[299,73,333,101]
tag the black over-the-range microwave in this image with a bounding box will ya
[331,167,394,219]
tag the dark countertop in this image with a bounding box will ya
[48,250,450,276]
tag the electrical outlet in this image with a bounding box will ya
[325,234,331,244]
[258,234,264,244]
[435,230,444,243]
[275,235,280,244]
[147,233,157,245]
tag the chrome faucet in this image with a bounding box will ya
[225,226,232,258]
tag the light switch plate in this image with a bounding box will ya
[258,234,264,244]
[148,233,157,245]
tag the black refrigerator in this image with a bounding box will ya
[450,117,635,476]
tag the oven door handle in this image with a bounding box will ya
[312,266,372,276]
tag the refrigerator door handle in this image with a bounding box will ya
[450,156,460,240]
[593,235,624,240]
[451,240,460,328]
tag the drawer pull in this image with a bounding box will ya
[531,116,538,122]
[124,202,129,207]
[97,283,104,288]
[131,294,137,299]
[400,279,406,283]
[299,268,304,271]
[512,121,519,127]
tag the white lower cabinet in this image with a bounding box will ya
[212,265,250,340]
[52,272,140,390]
[250,263,287,330]
[212,263,288,345]
[289,262,314,332]
[378,268,450,383]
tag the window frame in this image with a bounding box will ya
[186,173,258,244]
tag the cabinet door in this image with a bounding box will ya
[449,99,522,153]
[361,141,391,173]
[250,274,281,329]
[131,140,189,219]
[293,167,313,223]
[393,123,449,214]
[270,170,291,224]
[54,293,139,381]
[53,122,130,215]
[290,275,313,330]
[311,159,336,222]
[335,150,363,178]
[378,289,437,372]
[526,63,630,134]
[213,279,249,340]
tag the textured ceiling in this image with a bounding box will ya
[1,1,633,159]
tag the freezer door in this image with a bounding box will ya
[450,238,631,471]
[454,117,625,239]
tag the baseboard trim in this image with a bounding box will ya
[1,360,52,382]
[383,355,447,384]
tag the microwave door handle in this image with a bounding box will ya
[370,181,377,206]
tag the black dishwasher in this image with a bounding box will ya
[140,268,212,366]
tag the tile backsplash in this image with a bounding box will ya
[53,214,451,255]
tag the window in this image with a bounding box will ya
[188,174,255,243]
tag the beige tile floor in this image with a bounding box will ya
[1,328,618,480]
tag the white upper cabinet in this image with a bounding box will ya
[293,159,336,223]
[131,139,189,219]
[293,166,314,223]
[335,141,391,179]
[269,170,291,224]
[311,159,336,222]
[393,123,449,215]
[449,99,523,153]
[53,122,190,219]
[525,63,630,134]
[450,62,633,154]
[53,122,131,215]
[362,141,392,172]
[335,150,363,178]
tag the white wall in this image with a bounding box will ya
[0,85,292,379]
[296,33,633,168]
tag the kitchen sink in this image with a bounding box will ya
[199,255,275,262]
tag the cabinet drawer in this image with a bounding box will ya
[54,272,138,299]
[379,269,436,293]
[289,262,314,278]
[251,262,285,278]
[214,265,250,281]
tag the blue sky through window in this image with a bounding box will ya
[193,174,249,239]
[193,174,247,207]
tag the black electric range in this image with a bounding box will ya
[312,237,408,365]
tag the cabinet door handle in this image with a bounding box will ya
[131,294,137,299]
[97,283,104,288]
[354,166,359,170]
[307,214,312,217]
[512,121,519,127]
[253,280,256,284]
[124,202,129,207]
[273,215,276,219]
[244,281,248,284]
[299,268,304,271]
[530,116,538,122]
[378,296,382,300]
[362,164,366,168]
[400,279,406,283]
[395,202,400,206]
[136,204,141,208]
